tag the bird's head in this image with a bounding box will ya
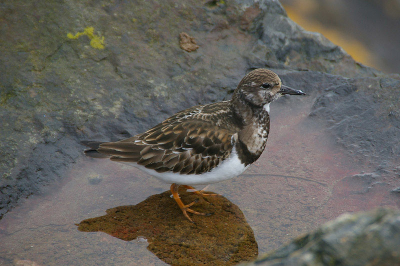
[233,69,305,108]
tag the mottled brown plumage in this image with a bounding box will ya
[98,102,237,175]
[84,68,305,222]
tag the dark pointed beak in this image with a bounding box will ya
[279,85,306,95]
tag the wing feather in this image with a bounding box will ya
[98,120,234,175]
[95,101,239,175]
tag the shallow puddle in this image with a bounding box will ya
[0,97,398,265]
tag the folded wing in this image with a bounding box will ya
[97,120,234,175]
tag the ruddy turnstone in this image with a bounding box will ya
[84,69,305,222]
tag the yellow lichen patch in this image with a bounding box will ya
[67,27,105,49]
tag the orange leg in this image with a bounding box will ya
[170,183,208,223]
[183,185,220,197]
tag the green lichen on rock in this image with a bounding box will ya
[0,90,17,105]
[67,27,105,49]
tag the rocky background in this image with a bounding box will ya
[1,0,400,265]
[281,0,400,74]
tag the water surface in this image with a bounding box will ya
[1,98,398,265]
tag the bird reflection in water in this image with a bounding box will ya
[77,187,258,266]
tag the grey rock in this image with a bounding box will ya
[240,208,400,266]
[310,76,400,165]
[392,187,400,193]
[281,0,400,74]
[0,0,399,221]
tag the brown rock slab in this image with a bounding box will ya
[77,187,258,266]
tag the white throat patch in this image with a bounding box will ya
[263,103,270,113]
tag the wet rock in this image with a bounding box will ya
[14,259,42,266]
[240,208,400,266]
[310,76,400,167]
[0,0,399,224]
[391,187,400,193]
[87,173,103,185]
[77,188,258,265]
[1,3,400,265]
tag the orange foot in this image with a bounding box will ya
[170,183,217,223]
[183,185,220,197]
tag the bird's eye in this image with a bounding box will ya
[261,83,271,89]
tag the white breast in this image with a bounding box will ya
[131,145,249,185]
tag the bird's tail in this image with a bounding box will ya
[81,141,109,158]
